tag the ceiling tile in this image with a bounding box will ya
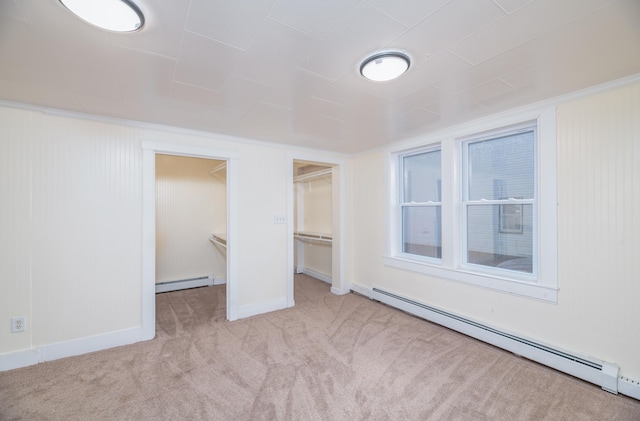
[396,86,442,111]
[268,0,361,39]
[449,0,619,65]
[435,41,537,95]
[232,18,320,87]
[265,68,333,110]
[492,0,534,14]
[460,78,514,104]
[391,0,505,56]
[219,76,272,113]
[115,48,176,101]
[410,51,473,90]
[364,0,449,28]
[235,101,294,142]
[174,32,242,91]
[0,0,28,21]
[170,82,224,109]
[56,59,122,102]
[185,0,275,50]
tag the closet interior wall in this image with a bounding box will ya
[294,162,333,283]
[155,155,227,290]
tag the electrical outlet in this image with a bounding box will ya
[274,215,286,224]
[11,317,25,333]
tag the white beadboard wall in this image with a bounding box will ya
[155,154,226,284]
[349,80,640,381]
[0,108,33,354]
[0,109,143,354]
[555,81,640,375]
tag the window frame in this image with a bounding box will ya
[460,123,537,283]
[384,106,558,302]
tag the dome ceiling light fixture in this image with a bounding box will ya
[360,51,410,82]
[59,0,145,33]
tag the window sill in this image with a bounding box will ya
[383,255,558,303]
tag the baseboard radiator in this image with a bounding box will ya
[156,275,214,293]
[370,287,620,394]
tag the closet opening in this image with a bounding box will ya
[154,155,227,294]
[142,143,239,341]
[289,158,347,305]
[293,161,333,284]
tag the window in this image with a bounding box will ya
[400,149,441,259]
[462,126,535,276]
[385,108,557,302]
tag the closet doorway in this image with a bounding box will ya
[154,155,227,293]
[288,157,346,306]
[142,143,239,341]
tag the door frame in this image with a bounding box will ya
[287,152,347,307]
[141,142,239,340]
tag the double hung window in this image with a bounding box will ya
[462,126,536,277]
[400,149,442,260]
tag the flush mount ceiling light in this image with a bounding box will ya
[59,0,145,33]
[360,51,410,82]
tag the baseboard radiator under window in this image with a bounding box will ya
[369,287,620,395]
[156,275,214,293]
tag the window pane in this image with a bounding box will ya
[467,131,534,200]
[403,206,441,258]
[466,204,533,273]
[403,150,441,203]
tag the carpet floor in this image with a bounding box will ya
[1,274,639,420]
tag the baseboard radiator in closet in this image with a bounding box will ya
[369,287,623,395]
[156,275,214,293]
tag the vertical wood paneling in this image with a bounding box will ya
[557,82,640,370]
[155,155,226,283]
[29,117,143,344]
[0,108,34,353]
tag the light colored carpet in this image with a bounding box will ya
[1,274,639,420]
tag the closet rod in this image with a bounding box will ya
[208,162,227,177]
[293,168,332,183]
[209,234,227,248]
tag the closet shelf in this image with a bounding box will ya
[293,168,332,183]
[294,231,332,244]
[208,162,227,178]
[209,233,227,248]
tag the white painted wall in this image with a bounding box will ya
[350,81,640,380]
[155,155,226,283]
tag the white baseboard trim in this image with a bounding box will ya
[0,327,144,372]
[331,287,350,295]
[0,349,39,371]
[237,297,288,319]
[350,282,371,298]
[301,268,332,284]
[213,277,227,285]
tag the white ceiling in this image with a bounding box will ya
[1,0,639,154]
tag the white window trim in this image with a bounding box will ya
[384,106,558,303]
